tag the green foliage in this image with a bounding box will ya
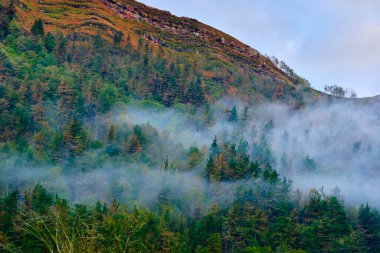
[299,190,350,251]
[44,32,56,52]
[205,137,268,182]
[113,30,123,45]
[202,103,215,126]
[29,184,53,214]
[303,155,317,172]
[31,19,44,37]
[108,124,116,143]
[187,146,203,169]
[100,84,118,112]
[0,28,308,158]
[358,204,380,252]
[8,19,21,38]
[0,0,16,39]
[0,176,379,252]
[0,190,18,237]
[187,78,205,105]
[0,16,377,253]
[228,106,238,122]
[241,106,249,122]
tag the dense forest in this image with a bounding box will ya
[1,2,380,252]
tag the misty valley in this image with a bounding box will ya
[1,0,380,252]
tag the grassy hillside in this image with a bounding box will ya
[14,0,289,76]
[0,0,322,149]
[6,0,319,101]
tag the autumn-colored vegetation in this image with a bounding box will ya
[1,1,379,252]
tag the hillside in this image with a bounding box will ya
[0,0,331,166]
[1,1,380,252]
[5,0,317,103]
[15,0,286,77]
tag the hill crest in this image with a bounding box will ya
[13,0,297,85]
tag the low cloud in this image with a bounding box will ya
[1,98,379,208]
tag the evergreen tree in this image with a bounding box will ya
[303,155,317,172]
[241,106,249,121]
[29,184,53,214]
[228,106,238,122]
[187,78,205,105]
[0,0,15,39]
[205,233,222,253]
[100,84,118,112]
[125,35,132,53]
[31,19,44,36]
[94,32,103,48]
[44,32,56,52]
[202,103,215,126]
[113,30,123,45]
[6,0,16,19]
[56,33,67,64]
[63,119,88,156]
[205,155,214,181]
[127,134,142,154]
[0,191,18,236]
[358,204,380,251]
[210,136,219,156]
[108,124,116,143]
[8,19,21,38]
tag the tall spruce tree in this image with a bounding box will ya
[0,0,15,39]
[31,19,44,36]
[228,106,238,122]
[44,32,56,52]
[187,78,205,105]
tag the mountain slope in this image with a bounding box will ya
[11,0,316,101]
[16,0,282,76]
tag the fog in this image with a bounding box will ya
[1,98,379,208]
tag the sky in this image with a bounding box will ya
[139,0,380,97]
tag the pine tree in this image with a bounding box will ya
[44,32,56,52]
[224,203,269,252]
[113,30,123,45]
[31,19,44,36]
[6,0,15,18]
[210,136,220,156]
[29,184,53,214]
[213,154,227,182]
[100,84,117,113]
[203,103,215,126]
[241,106,249,121]
[205,155,214,181]
[127,134,142,154]
[167,75,183,106]
[187,78,205,105]
[62,119,88,156]
[228,106,238,122]
[56,33,67,64]
[0,190,18,235]
[57,79,75,121]
[303,155,317,172]
[94,32,103,48]
[108,125,116,143]
[205,233,222,253]
[125,35,132,53]
[358,204,380,251]
[0,0,15,39]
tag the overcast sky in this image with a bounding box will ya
[139,0,380,97]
